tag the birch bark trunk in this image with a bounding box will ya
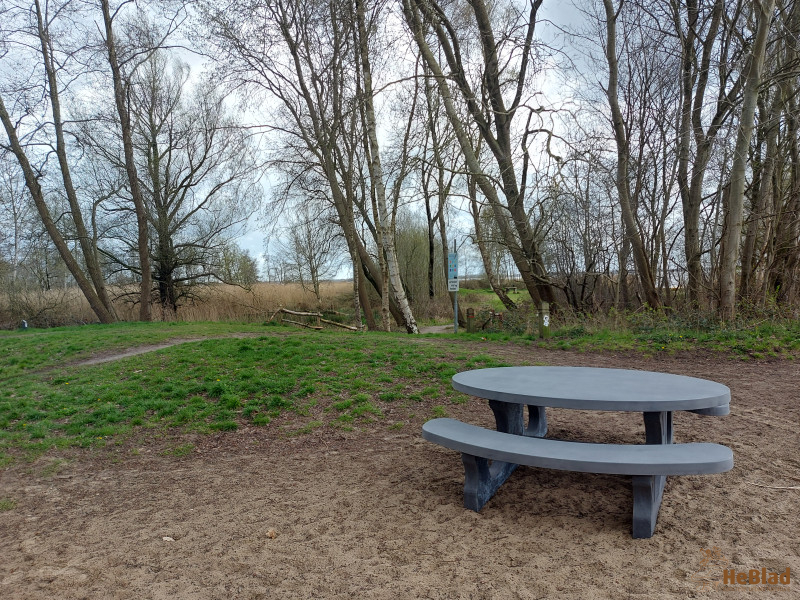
[355,0,418,333]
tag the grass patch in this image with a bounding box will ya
[543,312,800,356]
[162,443,195,457]
[0,321,269,380]
[0,498,16,511]
[431,405,448,418]
[40,459,68,478]
[0,314,794,466]
[0,325,512,461]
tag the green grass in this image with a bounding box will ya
[460,287,532,311]
[161,443,195,457]
[0,323,510,462]
[0,321,270,380]
[1,315,795,466]
[0,498,16,511]
[544,314,800,357]
[428,309,799,358]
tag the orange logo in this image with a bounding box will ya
[690,548,791,591]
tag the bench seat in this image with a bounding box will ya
[422,418,733,475]
[422,418,733,538]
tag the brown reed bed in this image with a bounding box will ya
[0,282,357,329]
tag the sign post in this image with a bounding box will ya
[448,249,459,333]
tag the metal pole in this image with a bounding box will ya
[453,239,458,334]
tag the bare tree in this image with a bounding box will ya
[203,0,423,331]
[718,0,776,318]
[98,0,171,321]
[280,203,345,305]
[128,55,261,313]
[403,0,559,309]
[671,0,748,308]
[601,0,661,308]
[0,0,116,323]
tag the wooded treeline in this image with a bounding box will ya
[1,0,798,330]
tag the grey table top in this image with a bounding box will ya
[451,366,730,412]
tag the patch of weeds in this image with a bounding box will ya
[421,386,439,399]
[431,405,448,418]
[264,395,294,411]
[349,379,369,391]
[162,443,195,457]
[332,399,353,411]
[378,391,401,402]
[207,381,227,398]
[252,414,271,426]
[293,420,324,435]
[388,422,405,430]
[352,401,382,418]
[293,383,316,398]
[219,394,242,410]
[40,459,68,478]
[293,399,317,417]
[0,498,16,511]
[209,420,238,432]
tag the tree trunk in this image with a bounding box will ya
[602,0,660,309]
[0,95,115,324]
[740,98,778,302]
[469,176,517,311]
[32,0,116,319]
[100,0,152,321]
[719,0,775,319]
[403,0,557,309]
[355,0,418,333]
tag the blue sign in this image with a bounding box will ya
[447,252,458,280]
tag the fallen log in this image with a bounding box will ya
[282,318,323,330]
[319,317,359,331]
[280,308,323,317]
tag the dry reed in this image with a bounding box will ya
[0,282,356,328]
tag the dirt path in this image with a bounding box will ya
[1,346,798,599]
[70,333,266,367]
[75,326,454,366]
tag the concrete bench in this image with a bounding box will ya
[422,418,733,538]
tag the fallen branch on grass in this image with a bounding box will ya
[270,307,358,331]
[281,318,323,330]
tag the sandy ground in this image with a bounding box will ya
[1,343,798,599]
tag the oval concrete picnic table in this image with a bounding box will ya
[440,366,733,536]
[452,366,731,442]
[452,366,730,412]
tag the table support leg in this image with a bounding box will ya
[488,400,524,435]
[526,405,547,437]
[461,454,518,512]
[634,411,673,537]
[643,411,673,445]
[631,475,666,538]
[457,400,529,512]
